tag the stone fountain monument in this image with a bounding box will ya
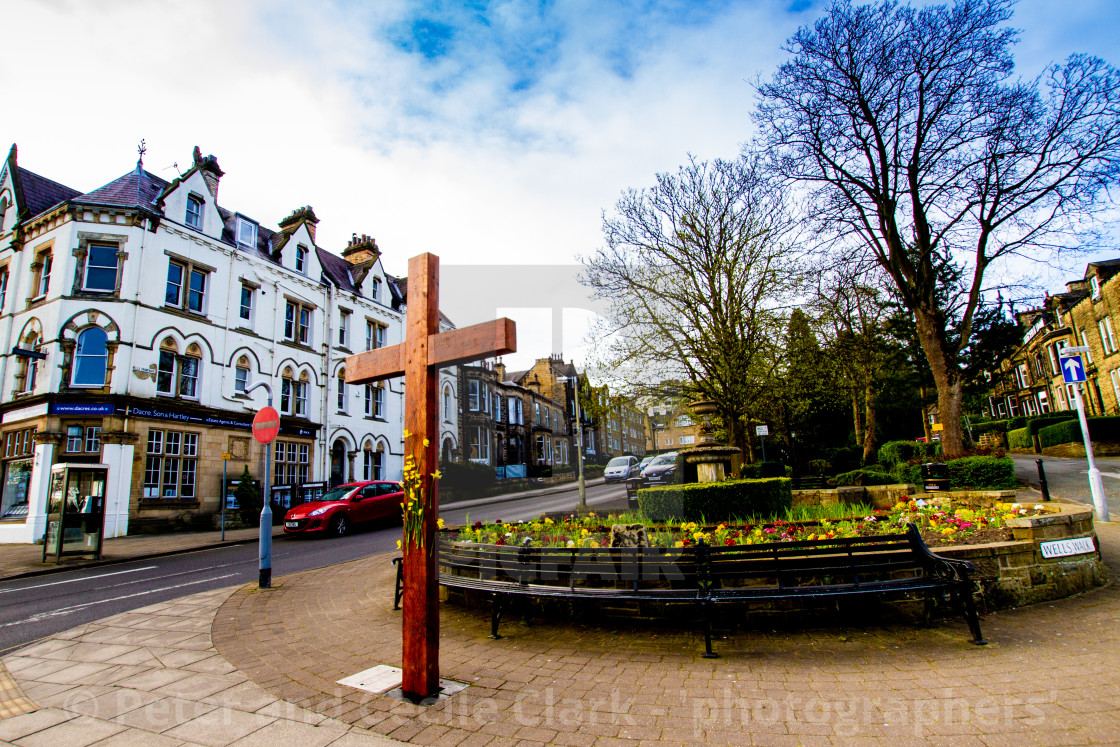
[678,400,742,483]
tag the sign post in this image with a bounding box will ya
[247,387,279,588]
[1060,349,1109,521]
[220,452,232,541]
[756,424,769,462]
[346,252,515,699]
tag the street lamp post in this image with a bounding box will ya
[244,381,275,588]
[558,375,587,509]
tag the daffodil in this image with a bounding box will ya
[436,518,445,530]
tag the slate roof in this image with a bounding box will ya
[317,248,359,294]
[16,167,82,219]
[78,167,167,210]
[1088,258,1120,283]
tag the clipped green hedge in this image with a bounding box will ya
[1025,415,1077,436]
[1038,416,1120,448]
[1008,416,1028,430]
[834,468,894,486]
[740,462,792,479]
[947,456,1017,489]
[440,461,497,493]
[1007,427,1032,449]
[970,419,1009,435]
[637,478,792,521]
[889,455,1015,489]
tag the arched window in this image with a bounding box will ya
[156,340,201,399]
[21,335,41,393]
[234,356,250,393]
[337,369,347,413]
[443,385,453,422]
[72,328,109,387]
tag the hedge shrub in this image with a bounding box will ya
[1007,427,1032,450]
[891,462,921,484]
[917,441,942,459]
[1025,415,1077,436]
[834,468,894,487]
[946,456,1016,489]
[970,419,1009,435]
[1038,416,1120,448]
[637,478,792,521]
[1008,416,1028,430]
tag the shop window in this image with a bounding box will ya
[72,327,109,387]
[143,429,198,499]
[63,425,101,454]
[1,456,33,519]
[274,440,310,485]
[4,428,35,459]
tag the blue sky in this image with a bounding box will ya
[2,0,1118,365]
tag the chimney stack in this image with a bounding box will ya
[278,206,320,242]
[192,146,224,203]
[342,233,380,265]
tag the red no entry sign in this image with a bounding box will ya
[252,406,281,444]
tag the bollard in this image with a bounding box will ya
[1035,458,1051,502]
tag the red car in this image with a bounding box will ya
[283,481,404,537]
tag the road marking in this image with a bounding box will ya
[0,573,238,628]
[0,566,158,594]
[1097,472,1120,480]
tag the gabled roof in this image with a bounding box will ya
[16,167,82,219]
[1087,258,1120,283]
[77,166,168,210]
[317,248,359,294]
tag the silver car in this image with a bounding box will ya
[603,455,639,483]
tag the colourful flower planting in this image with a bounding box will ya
[451,501,1049,549]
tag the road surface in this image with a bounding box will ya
[0,480,627,655]
[1011,453,1120,518]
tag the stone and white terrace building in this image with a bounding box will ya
[0,144,423,543]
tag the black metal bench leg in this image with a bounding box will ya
[700,600,719,659]
[959,586,986,645]
[489,593,506,640]
[392,557,404,611]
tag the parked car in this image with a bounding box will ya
[640,452,679,485]
[282,481,403,537]
[626,452,679,506]
[638,455,656,472]
[604,455,640,483]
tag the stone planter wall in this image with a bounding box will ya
[935,502,1107,608]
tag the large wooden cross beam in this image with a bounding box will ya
[345,252,515,698]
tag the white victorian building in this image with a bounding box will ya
[0,144,424,543]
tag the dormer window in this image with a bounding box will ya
[236,217,257,249]
[371,277,381,301]
[296,244,308,274]
[1091,275,1102,300]
[185,196,203,229]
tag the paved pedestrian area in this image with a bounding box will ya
[1,524,1117,746]
[0,588,403,746]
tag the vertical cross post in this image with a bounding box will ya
[345,252,516,700]
[402,253,440,698]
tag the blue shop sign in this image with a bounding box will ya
[49,403,114,415]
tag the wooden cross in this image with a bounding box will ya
[345,252,516,698]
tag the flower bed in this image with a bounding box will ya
[453,499,1049,550]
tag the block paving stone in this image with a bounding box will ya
[0,522,1117,745]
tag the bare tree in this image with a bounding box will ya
[811,262,896,463]
[582,154,802,458]
[755,0,1120,457]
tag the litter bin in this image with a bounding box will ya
[920,462,950,492]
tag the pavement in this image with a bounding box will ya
[0,478,607,583]
[1,475,1118,744]
[0,527,1115,744]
